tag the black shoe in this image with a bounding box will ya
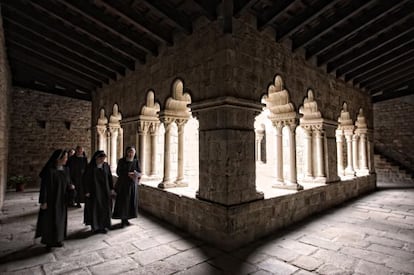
[98,228,108,234]
[47,242,64,248]
[121,220,131,226]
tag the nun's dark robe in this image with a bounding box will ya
[67,154,88,203]
[35,167,69,245]
[83,163,113,231]
[112,158,141,220]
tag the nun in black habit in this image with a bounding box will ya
[83,150,114,234]
[112,146,141,227]
[35,149,70,248]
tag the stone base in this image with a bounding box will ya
[158,181,188,189]
[272,182,304,190]
[300,177,328,185]
[141,175,376,251]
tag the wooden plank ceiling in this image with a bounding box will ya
[1,0,413,102]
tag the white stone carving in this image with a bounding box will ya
[264,75,302,190]
[159,79,192,188]
[139,90,161,178]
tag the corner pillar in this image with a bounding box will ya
[192,97,264,206]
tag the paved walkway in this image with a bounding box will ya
[0,183,413,274]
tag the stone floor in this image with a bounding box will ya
[0,182,413,275]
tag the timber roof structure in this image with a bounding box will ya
[1,0,413,102]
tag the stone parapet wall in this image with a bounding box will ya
[8,89,91,188]
[139,175,376,250]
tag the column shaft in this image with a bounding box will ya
[176,122,185,184]
[315,129,325,177]
[305,129,313,178]
[275,125,284,183]
[150,132,157,176]
[288,125,297,184]
[336,131,344,176]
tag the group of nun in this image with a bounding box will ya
[35,146,141,249]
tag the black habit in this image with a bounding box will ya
[67,154,88,203]
[83,162,113,231]
[35,167,70,246]
[112,158,141,220]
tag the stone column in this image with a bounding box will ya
[255,130,264,162]
[96,126,107,152]
[192,97,264,206]
[274,123,284,183]
[336,130,344,177]
[138,121,148,177]
[119,128,124,161]
[272,122,302,190]
[158,117,174,188]
[352,134,359,172]
[149,123,159,177]
[344,129,355,177]
[109,127,118,174]
[304,128,313,178]
[287,123,298,184]
[315,128,325,178]
[360,133,368,171]
[175,119,188,186]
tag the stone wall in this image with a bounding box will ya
[0,7,12,208]
[373,95,414,172]
[8,88,91,188]
[139,176,376,250]
[93,15,372,151]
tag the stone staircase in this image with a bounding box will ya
[374,153,414,184]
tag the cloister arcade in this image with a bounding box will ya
[93,76,374,199]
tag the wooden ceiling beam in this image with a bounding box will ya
[372,81,413,103]
[306,1,408,59]
[354,55,414,86]
[344,48,414,82]
[336,33,414,77]
[276,0,336,42]
[194,0,219,21]
[13,79,91,101]
[52,0,156,57]
[222,0,233,33]
[292,0,375,51]
[141,0,192,35]
[95,0,173,45]
[326,21,414,73]
[6,31,116,81]
[8,39,109,85]
[234,0,257,18]
[365,71,414,92]
[29,0,144,62]
[257,0,296,31]
[2,6,128,74]
[360,63,414,89]
[11,60,93,97]
[339,41,414,80]
[8,52,98,90]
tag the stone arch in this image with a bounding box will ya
[336,102,356,178]
[264,75,302,190]
[158,78,195,188]
[138,90,161,178]
[298,89,338,184]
